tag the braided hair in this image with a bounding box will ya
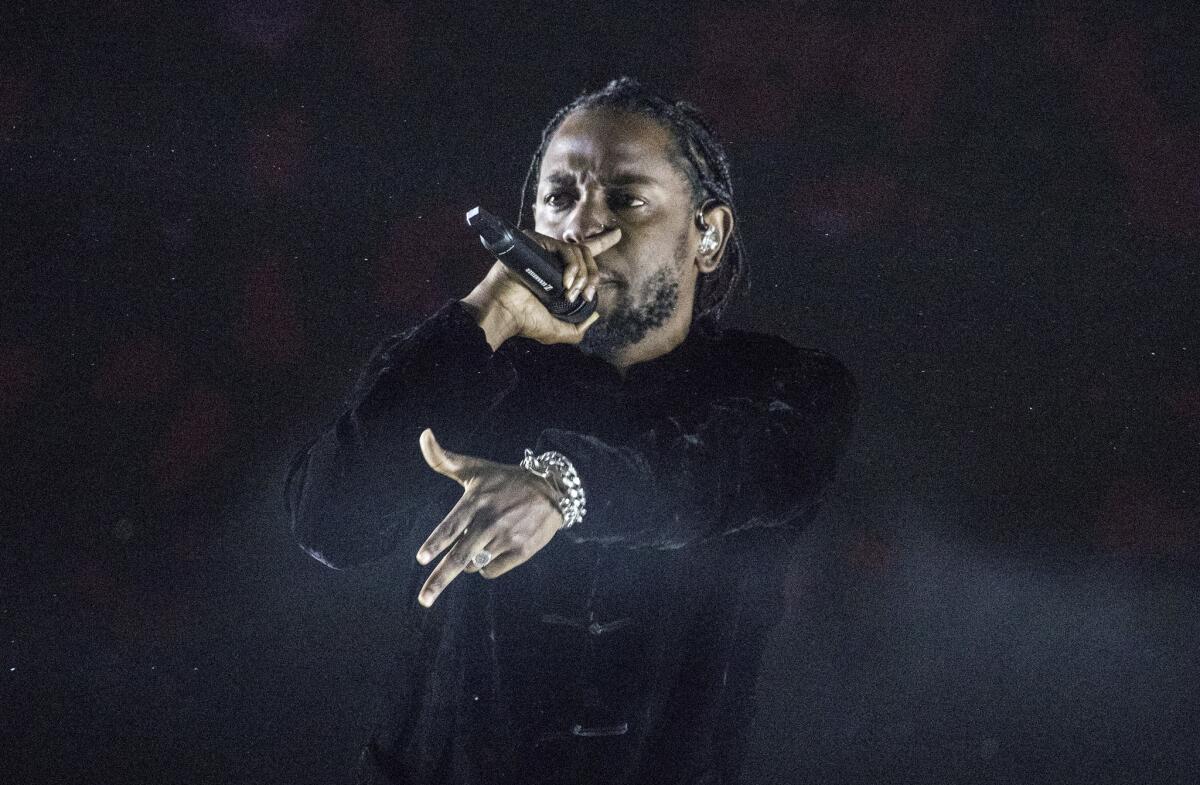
[516,77,749,329]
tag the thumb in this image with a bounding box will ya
[572,311,600,337]
[419,428,470,482]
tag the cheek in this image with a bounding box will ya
[531,201,559,231]
[673,225,696,266]
[634,226,693,270]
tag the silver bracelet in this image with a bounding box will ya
[520,449,586,530]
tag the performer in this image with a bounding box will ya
[285,77,858,785]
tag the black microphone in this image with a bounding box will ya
[465,206,596,324]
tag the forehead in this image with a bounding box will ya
[539,109,687,188]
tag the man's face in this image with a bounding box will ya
[533,108,700,360]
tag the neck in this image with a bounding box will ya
[605,305,694,377]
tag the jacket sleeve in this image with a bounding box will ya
[284,298,519,569]
[534,346,858,550]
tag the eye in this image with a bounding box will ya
[610,192,646,209]
[544,191,574,209]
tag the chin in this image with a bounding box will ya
[589,285,617,314]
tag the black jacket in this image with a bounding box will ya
[285,298,858,785]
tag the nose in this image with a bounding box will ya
[561,195,614,245]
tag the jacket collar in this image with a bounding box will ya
[508,321,718,395]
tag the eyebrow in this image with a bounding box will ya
[543,169,661,189]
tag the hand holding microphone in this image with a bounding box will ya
[461,206,620,348]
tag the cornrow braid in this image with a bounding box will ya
[516,77,749,329]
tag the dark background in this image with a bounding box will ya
[4,2,1199,783]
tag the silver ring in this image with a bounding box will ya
[471,550,493,569]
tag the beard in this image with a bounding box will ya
[577,224,692,361]
[577,264,685,363]
[577,267,680,359]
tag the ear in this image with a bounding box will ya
[695,202,734,274]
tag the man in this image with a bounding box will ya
[285,77,858,785]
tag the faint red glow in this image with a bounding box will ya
[244,109,310,196]
[686,4,975,141]
[1172,386,1200,424]
[222,0,314,54]
[856,9,977,139]
[374,212,460,315]
[241,254,304,366]
[108,592,190,644]
[152,386,233,491]
[793,169,929,237]
[686,14,854,139]
[847,529,891,572]
[1047,20,1200,237]
[0,343,40,418]
[74,554,117,607]
[344,1,411,82]
[1083,383,1109,407]
[0,74,31,127]
[92,335,177,404]
[1096,477,1197,554]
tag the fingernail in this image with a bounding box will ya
[418,592,431,607]
[416,551,429,564]
[586,286,595,300]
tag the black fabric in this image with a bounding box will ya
[285,298,858,785]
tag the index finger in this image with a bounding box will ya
[580,227,621,258]
[419,524,488,607]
